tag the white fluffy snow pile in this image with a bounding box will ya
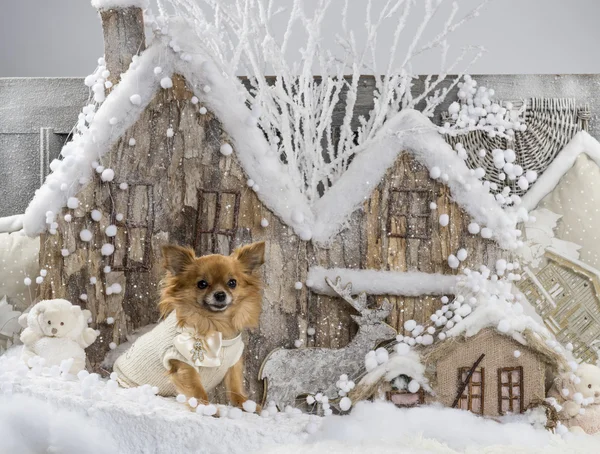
[272,401,600,454]
[0,347,311,454]
[91,0,149,10]
[0,394,117,454]
[2,347,598,453]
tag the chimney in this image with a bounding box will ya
[97,6,146,85]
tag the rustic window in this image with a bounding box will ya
[195,189,241,255]
[109,183,154,272]
[498,367,523,414]
[386,389,425,407]
[458,367,484,414]
[387,189,432,239]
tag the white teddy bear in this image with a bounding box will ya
[18,299,98,375]
[550,363,600,435]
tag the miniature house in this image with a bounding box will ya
[424,328,560,416]
[518,249,600,363]
[354,327,564,417]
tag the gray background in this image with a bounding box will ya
[1,0,600,77]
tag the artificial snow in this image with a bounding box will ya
[307,267,457,297]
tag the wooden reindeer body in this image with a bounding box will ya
[260,277,396,409]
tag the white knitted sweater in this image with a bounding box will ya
[113,312,244,396]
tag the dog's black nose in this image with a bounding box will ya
[214,291,227,302]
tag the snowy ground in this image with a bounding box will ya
[1,348,600,454]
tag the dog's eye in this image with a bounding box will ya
[60,322,64,326]
[589,384,592,389]
[227,279,237,289]
[47,321,51,325]
[197,280,208,289]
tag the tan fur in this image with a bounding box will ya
[160,241,265,408]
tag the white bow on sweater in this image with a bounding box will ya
[173,328,223,367]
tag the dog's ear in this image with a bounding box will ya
[232,241,265,272]
[162,245,196,275]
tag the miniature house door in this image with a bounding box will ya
[498,367,523,414]
[458,367,484,414]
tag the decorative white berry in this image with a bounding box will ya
[456,248,468,261]
[106,317,115,325]
[91,210,102,222]
[429,167,441,179]
[64,214,72,222]
[439,214,449,227]
[109,342,117,350]
[24,277,32,286]
[447,254,460,269]
[153,66,162,75]
[129,138,136,146]
[116,213,124,222]
[101,168,115,182]
[513,350,521,358]
[199,107,207,115]
[307,327,316,336]
[105,225,117,237]
[101,244,115,256]
[129,94,141,105]
[67,197,80,209]
[339,397,352,411]
[203,85,211,93]
[191,96,199,104]
[166,128,174,138]
[468,222,480,234]
[242,400,257,413]
[61,249,70,257]
[160,77,173,89]
[80,229,93,242]
[294,339,303,348]
[260,218,269,228]
[294,282,303,290]
[176,394,187,403]
[220,143,233,156]
[429,202,437,210]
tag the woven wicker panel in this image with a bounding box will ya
[444,98,590,197]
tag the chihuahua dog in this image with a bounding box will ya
[113,241,265,410]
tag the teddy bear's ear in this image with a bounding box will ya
[71,305,82,316]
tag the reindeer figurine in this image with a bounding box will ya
[259,277,396,409]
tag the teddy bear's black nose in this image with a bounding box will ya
[51,328,58,334]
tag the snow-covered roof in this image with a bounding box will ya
[22,19,523,249]
[307,268,457,297]
[519,131,600,212]
[91,0,148,9]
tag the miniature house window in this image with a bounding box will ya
[498,367,523,414]
[386,389,425,407]
[387,189,433,239]
[195,189,241,255]
[109,183,154,271]
[458,367,484,414]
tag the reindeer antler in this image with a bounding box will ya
[325,277,368,314]
[325,276,391,322]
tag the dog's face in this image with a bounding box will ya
[160,242,265,333]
